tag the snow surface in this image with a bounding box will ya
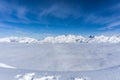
[0,63,16,69]
[0,35,120,80]
[0,35,120,43]
[15,73,60,80]
[0,65,120,80]
[0,43,120,71]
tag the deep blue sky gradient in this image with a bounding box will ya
[0,0,120,38]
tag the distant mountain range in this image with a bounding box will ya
[0,35,120,43]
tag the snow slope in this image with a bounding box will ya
[0,43,120,71]
[0,63,16,69]
[0,65,120,80]
[0,37,120,80]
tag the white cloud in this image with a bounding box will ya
[99,21,120,30]
[0,1,30,23]
[106,21,120,29]
[39,4,80,19]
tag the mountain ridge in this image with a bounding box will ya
[0,35,120,43]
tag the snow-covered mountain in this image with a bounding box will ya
[0,35,120,43]
[0,37,38,43]
[40,35,86,43]
[41,35,120,43]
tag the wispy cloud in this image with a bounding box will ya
[99,22,120,30]
[0,23,13,28]
[39,4,81,19]
[0,0,120,36]
[83,3,120,31]
[0,0,30,24]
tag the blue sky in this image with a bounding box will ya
[0,0,120,38]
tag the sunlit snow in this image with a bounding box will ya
[0,35,120,80]
[0,35,120,43]
[0,63,16,69]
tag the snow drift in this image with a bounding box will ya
[0,63,16,69]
